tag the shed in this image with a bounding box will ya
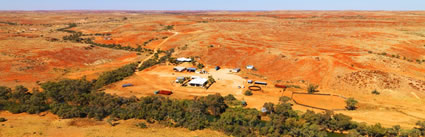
[187,67,197,72]
[254,81,267,85]
[188,78,208,87]
[175,76,185,83]
[176,57,192,62]
[275,84,287,89]
[246,65,254,70]
[173,66,186,72]
[154,90,173,95]
[191,76,201,79]
[261,107,268,113]
[231,68,241,73]
[247,80,253,84]
[122,83,134,87]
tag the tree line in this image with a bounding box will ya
[1,79,424,136]
[57,23,154,53]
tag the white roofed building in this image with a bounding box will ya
[176,57,192,62]
[173,66,186,72]
[188,78,208,87]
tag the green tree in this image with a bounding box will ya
[262,102,274,114]
[345,97,358,110]
[367,123,387,137]
[307,84,319,94]
[416,121,425,136]
[332,113,354,133]
[347,130,362,137]
[386,125,400,136]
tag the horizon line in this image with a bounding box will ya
[1,9,425,12]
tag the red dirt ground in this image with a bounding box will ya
[1,11,425,128]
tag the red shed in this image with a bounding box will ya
[154,90,173,95]
[275,84,287,89]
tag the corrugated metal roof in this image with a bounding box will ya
[187,67,197,70]
[189,78,208,85]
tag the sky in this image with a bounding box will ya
[0,0,424,11]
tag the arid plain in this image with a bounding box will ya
[1,11,425,136]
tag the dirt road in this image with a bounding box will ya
[137,31,179,69]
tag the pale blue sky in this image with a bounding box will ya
[0,0,424,11]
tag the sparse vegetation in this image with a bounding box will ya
[138,49,175,71]
[58,23,154,53]
[3,11,425,137]
[163,25,174,30]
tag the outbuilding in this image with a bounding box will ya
[191,76,201,79]
[175,76,185,83]
[246,65,254,70]
[231,68,241,73]
[122,83,134,87]
[173,66,186,72]
[187,67,197,72]
[188,78,208,87]
[176,57,192,62]
[254,81,267,85]
[247,80,253,84]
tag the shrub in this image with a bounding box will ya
[136,122,148,128]
[371,89,380,95]
[0,117,7,122]
[307,84,319,94]
[279,96,291,104]
[244,90,253,96]
[345,98,358,110]
[197,63,205,69]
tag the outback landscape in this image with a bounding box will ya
[1,10,425,137]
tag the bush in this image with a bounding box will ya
[371,89,380,95]
[136,122,148,128]
[345,98,358,110]
[0,117,7,122]
[197,63,205,69]
[307,84,319,94]
[244,90,253,96]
